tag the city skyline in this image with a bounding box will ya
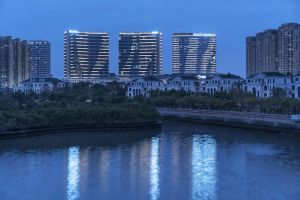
[0,0,299,78]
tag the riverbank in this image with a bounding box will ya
[0,121,162,140]
[158,108,300,133]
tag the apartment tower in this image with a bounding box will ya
[246,23,300,77]
[0,36,29,88]
[29,40,51,78]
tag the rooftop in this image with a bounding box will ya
[207,73,242,80]
[21,78,64,83]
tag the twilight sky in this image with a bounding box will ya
[0,0,299,78]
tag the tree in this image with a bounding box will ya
[272,88,287,99]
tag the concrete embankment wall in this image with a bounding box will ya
[0,121,162,140]
[158,109,300,133]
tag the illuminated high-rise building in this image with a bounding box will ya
[172,33,217,76]
[119,32,162,77]
[64,30,109,82]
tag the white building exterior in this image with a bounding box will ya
[127,76,165,98]
[294,74,300,98]
[14,78,66,94]
[65,74,119,85]
[166,75,201,93]
[202,73,243,94]
[125,73,300,100]
[244,72,294,98]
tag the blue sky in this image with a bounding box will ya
[0,0,299,78]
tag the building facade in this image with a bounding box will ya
[172,33,216,76]
[166,75,201,93]
[119,32,162,77]
[246,23,300,77]
[64,30,109,82]
[246,30,278,77]
[14,78,66,94]
[278,23,300,75]
[127,76,165,97]
[126,72,300,99]
[0,36,29,89]
[244,72,294,98]
[202,73,243,94]
[246,37,257,77]
[29,40,51,78]
[126,75,201,98]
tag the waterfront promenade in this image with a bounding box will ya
[158,108,300,133]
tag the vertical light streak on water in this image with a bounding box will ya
[67,147,80,200]
[150,137,160,200]
[192,135,217,200]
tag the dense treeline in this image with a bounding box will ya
[0,82,160,132]
[142,88,300,115]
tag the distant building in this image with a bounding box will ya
[29,40,51,78]
[278,23,300,75]
[172,33,216,76]
[119,32,162,77]
[0,36,29,89]
[66,73,118,85]
[244,72,294,98]
[14,78,66,94]
[202,73,243,94]
[293,74,300,98]
[246,30,278,77]
[246,37,257,77]
[246,23,300,77]
[166,75,201,93]
[126,75,201,97]
[127,76,165,98]
[64,30,109,82]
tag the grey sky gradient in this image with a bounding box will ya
[0,0,299,78]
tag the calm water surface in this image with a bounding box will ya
[0,121,300,200]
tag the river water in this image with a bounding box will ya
[0,121,300,200]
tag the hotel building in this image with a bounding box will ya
[64,30,109,82]
[172,33,217,76]
[119,32,162,77]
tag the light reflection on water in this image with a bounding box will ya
[67,147,80,200]
[0,122,300,200]
[192,135,217,200]
[150,137,160,200]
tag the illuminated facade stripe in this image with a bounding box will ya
[64,30,109,81]
[119,32,162,77]
[172,33,216,76]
